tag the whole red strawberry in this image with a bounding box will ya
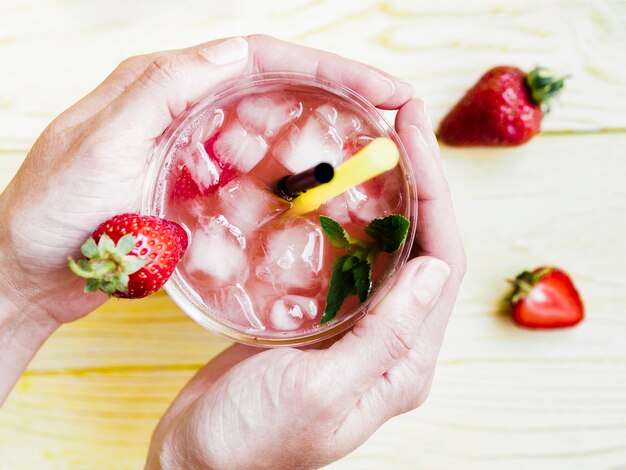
[438,66,567,146]
[69,213,188,298]
[506,267,584,328]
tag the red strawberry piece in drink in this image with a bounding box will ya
[69,213,188,299]
[171,132,239,203]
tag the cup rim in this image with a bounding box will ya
[142,71,417,347]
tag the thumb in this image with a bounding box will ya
[320,256,450,402]
[105,37,249,139]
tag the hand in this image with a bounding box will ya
[145,98,466,469]
[0,35,414,406]
[0,35,413,326]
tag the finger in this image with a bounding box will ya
[151,344,261,441]
[331,351,436,451]
[55,38,242,130]
[104,37,250,140]
[395,97,439,159]
[396,122,465,274]
[53,53,158,130]
[246,34,413,109]
[318,256,450,405]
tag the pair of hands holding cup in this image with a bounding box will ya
[0,35,465,469]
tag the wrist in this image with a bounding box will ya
[0,291,59,405]
[0,241,59,405]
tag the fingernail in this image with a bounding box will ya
[411,259,450,305]
[370,70,395,96]
[421,101,433,129]
[200,37,248,65]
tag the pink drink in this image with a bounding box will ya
[144,74,415,345]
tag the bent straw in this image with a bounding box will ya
[282,138,400,217]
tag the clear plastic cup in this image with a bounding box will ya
[142,72,417,347]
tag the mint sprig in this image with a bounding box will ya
[319,214,410,324]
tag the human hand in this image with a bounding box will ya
[0,35,413,327]
[145,98,466,470]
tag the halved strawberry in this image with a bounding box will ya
[505,267,584,328]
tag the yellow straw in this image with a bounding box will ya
[283,137,400,217]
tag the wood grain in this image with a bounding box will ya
[1,1,625,469]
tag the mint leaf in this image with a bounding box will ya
[321,255,356,324]
[352,261,371,302]
[319,216,351,248]
[342,255,359,272]
[365,215,410,253]
[320,216,366,249]
[319,214,411,325]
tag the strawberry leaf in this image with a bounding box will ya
[97,233,115,255]
[81,238,99,258]
[122,255,149,275]
[84,278,100,293]
[116,234,137,256]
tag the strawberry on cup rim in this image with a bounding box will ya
[69,213,188,299]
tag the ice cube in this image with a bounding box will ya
[191,109,224,144]
[211,284,264,331]
[213,120,267,173]
[219,177,289,236]
[255,219,325,288]
[315,104,361,140]
[182,141,220,191]
[343,134,375,157]
[318,194,351,225]
[346,171,403,223]
[269,295,319,331]
[237,96,302,138]
[272,115,344,174]
[185,215,248,288]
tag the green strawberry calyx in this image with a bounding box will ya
[525,67,569,112]
[68,233,148,296]
[505,266,554,305]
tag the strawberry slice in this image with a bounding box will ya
[506,267,584,328]
[171,132,238,203]
[172,165,203,201]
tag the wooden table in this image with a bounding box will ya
[1,1,625,468]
